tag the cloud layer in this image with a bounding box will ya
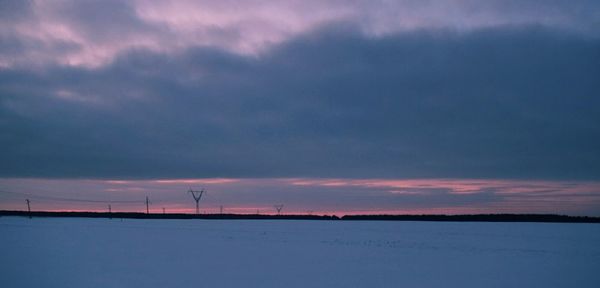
[1,0,599,180]
[2,0,598,68]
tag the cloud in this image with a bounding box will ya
[1,24,599,179]
[1,0,598,68]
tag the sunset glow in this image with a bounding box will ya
[2,178,599,216]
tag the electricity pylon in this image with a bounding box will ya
[274,204,284,215]
[188,188,206,214]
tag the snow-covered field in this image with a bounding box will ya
[1,217,599,288]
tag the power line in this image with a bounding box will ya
[0,189,143,204]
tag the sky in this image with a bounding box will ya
[1,0,599,215]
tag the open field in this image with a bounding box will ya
[1,217,599,287]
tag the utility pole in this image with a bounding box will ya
[109,204,112,219]
[220,205,224,214]
[26,199,31,219]
[162,207,166,214]
[145,196,150,214]
[188,188,206,214]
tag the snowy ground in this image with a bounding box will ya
[1,217,599,288]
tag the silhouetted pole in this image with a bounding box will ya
[162,207,165,214]
[145,196,149,214]
[109,204,112,219]
[26,199,31,219]
[220,205,223,214]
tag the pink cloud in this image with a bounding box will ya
[152,178,239,185]
[287,178,600,196]
[2,1,594,69]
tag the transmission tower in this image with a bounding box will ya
[188,188,206,214]
[274,204,284,215]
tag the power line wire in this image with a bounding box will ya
[0,189,143,204]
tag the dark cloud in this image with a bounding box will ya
[1,25,599,179]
